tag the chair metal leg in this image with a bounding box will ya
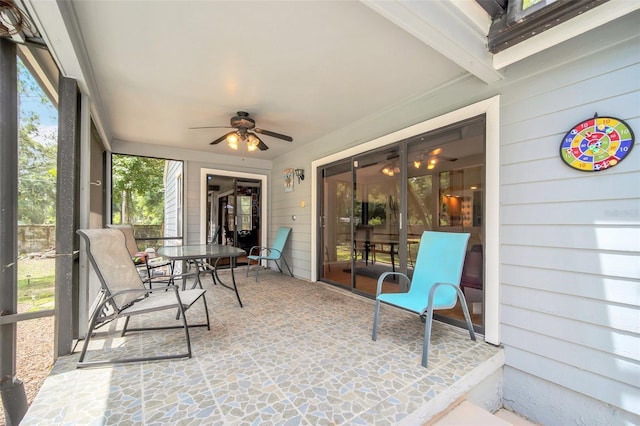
[121,316,131,337]
[175,297,192,359]
[201,293,211,330]
[455,287,477,342]
[78,306,102,364]
[280,257,293,277]
[246,259,252,277]
[422,305,435,368]
[372,299,381,341]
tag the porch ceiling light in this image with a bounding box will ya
[227,131,262,151]
[247,133,260,152]
[227,132,239,150]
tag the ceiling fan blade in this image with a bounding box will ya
[254,128,293,142]
[190,125,233,130]
[210,131,236,145]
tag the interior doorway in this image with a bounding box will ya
[205,175,261,259]
[200,169,268,264]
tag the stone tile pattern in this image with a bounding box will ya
[22,269,499,425]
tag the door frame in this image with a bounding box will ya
[199,169,267,259]
[311,96,500,345]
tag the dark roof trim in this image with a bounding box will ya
[476,0,507,18]
[487,0,609,53]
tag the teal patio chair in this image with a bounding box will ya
[246,227,293,281]
[372,231,476,368]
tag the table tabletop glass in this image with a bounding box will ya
[157,244,245,260]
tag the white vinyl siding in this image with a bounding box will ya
[163,160,182,239]
[497,20,640,420]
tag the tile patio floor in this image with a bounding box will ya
[22,269,502,425]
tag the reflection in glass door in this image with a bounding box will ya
[353,147,402,297]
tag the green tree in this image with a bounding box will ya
[18,114,57,224]
[111,155,165,224]
[17,59,57,225]
[408,175,433,228]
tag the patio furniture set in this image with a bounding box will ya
[77,225,475,369]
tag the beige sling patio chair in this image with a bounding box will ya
[77,228,210,368]
[107,224,173,287]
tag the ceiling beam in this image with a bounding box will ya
[362,0,502,84]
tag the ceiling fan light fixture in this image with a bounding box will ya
[227,132,239,143]
[197,111,293,151]
[247,133,260,151]
[227,132,240,150]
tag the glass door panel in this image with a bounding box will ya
[353,147,401,297]
[320,161,353,287]
[406,117,485,329]
[235,181,260,254]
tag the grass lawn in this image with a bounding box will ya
[17,257,55,311]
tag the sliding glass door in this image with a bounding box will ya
[318,116,486,331]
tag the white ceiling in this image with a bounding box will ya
[27,0,496,160]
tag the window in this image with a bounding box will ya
[111,154,183,248]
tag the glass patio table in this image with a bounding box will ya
[158,244,246,307]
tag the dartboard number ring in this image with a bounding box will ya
[560,116,635,172]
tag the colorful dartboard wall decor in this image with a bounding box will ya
[560,115,635,172]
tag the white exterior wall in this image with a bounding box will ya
[272,11,640,424]
[163,160,180,239]
[497,25,640,425]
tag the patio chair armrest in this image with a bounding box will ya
[425,282,460,309]
[109,287,156,298]
[103,287,159,311]
[269,248,282,257]
[376,272,410,296]
[146,284,180,292]
[249,246,270,256]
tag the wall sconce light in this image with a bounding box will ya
[294,168,305,183]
